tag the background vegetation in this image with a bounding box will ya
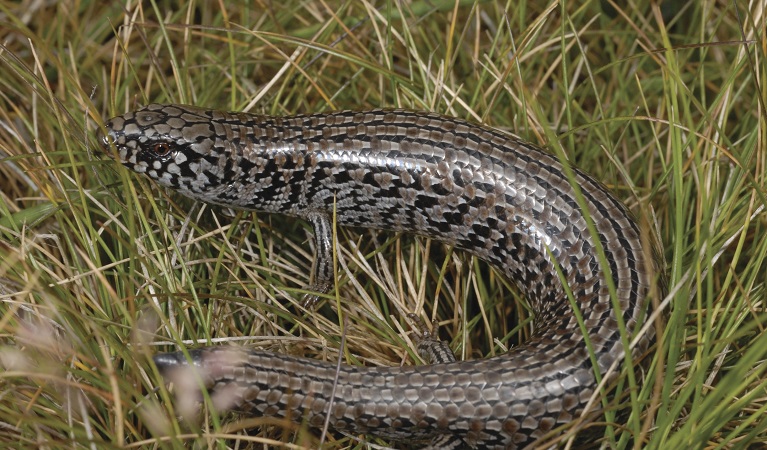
[1,0,765,448]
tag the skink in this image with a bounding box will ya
[101,104,661,449]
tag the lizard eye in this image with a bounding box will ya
[151,142,173,157]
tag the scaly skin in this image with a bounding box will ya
[101,104,661,448]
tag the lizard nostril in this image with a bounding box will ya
[97,128,113,149]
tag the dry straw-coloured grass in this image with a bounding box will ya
[1,0,765,449]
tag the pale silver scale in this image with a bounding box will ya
[100,103,662,449]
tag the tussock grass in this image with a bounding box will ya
[1,0,765,448]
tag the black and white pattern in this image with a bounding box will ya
[101,104,661,449]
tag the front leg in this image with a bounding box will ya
[301,211,334,307]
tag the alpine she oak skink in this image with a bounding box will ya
[100,104,661,449]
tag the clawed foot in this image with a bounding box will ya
[407,313,456,364]
[300,280,332,309]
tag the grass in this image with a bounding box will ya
[1,0,765,448]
